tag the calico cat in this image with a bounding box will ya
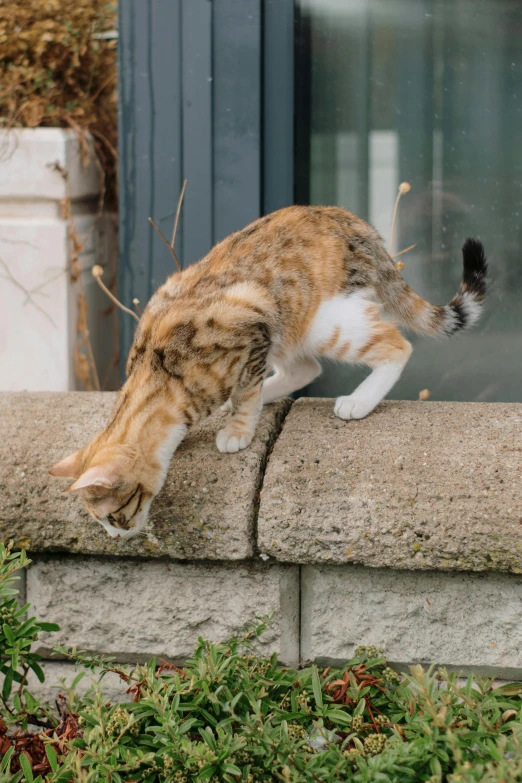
[49,206,487,539]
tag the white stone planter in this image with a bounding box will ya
[0,128,118,391]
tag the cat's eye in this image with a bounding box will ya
[107,514,116,523]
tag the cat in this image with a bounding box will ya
[49,205,487,539]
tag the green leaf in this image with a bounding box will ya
[46,745,58,772]
[38,622,60,632]
[1,747,14,773]
[30,662,45,683]
[2,665,14,700]
[223,763,242,776]
[71,671,87,690]
[198,765,218,780]
[354,698,366,716]
[430,756,442,776]
[24,690,39,713]
[19,753,33,783]
[3,623,15,644]
[324,709,353,725]
[312,668,323,708]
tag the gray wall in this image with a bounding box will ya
[118,0,292,367]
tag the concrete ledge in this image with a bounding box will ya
[0,393,290,560]
[28,557,300,666]
[258,399,522,572]
[3,392,522,676]
[301,564,522,678]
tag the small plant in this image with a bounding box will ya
[0,543,59,723]
[1,557,522,782]
[0,542,61,779]
[0,1,117,201]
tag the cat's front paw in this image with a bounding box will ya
[216,426,254,453]
[334,395,375,420]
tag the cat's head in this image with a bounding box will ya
[48,441,155,539]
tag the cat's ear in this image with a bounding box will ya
[65,464,119,493]
[48,451,83,479]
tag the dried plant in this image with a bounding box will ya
[0,0,117,204]
[93,180,188,317]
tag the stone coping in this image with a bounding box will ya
[0,392,290,560]
[0,128,100,201]
[2,393,522,572]
[258,399,522,572]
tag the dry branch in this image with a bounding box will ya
[171,178,187,250]
[92,265,139,322]
[148,217,181,272]
[148,178,187,273]
[389,181,411,256]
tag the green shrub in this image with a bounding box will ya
[0,543,59,722]
[1,549,522,782]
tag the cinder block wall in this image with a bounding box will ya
[2,393,522,691]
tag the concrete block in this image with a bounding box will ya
[258,398,522,572]
[301,564,522,678]
[0,128,99,202]
[0,394,290,560]
[28,557,300,666]
[0,128,117,393]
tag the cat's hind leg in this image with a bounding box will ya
[261,357,321,404]
[309,295,412,420]
[334,322,412,420]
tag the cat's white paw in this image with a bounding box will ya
[216,427,253,453]
[334,396,375,421]
[220,399,233,413]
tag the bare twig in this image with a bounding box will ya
[49,156,108,390]
[92,265,139,322]
[389,181,411,256]
[148,177,186,273]
[75,290,101,391]
[148,217,181,272]
[85,338,101,391]
[171,178,187,253]
[95,181,186,325]
[90,71,117,103]
[392,243,417,260]
[90,128,118,163]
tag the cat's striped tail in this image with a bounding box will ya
[378,238,488,337]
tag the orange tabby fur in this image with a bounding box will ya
[49,206,487,538]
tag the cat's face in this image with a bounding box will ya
[48,443,154,539]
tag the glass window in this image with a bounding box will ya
[295,0,522,402]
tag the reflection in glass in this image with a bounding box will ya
[295,0,522,402]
